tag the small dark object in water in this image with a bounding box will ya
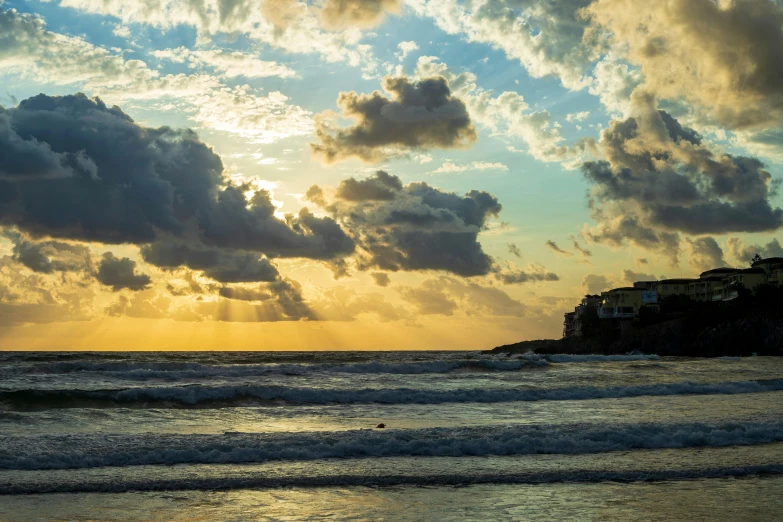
[376,423,386,429]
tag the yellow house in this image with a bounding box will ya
[599,287,643,318]
[767,266,783,287]
[656,279,696,298]
[688,268,737,302]
[751,257,783,275]
[714,268,767,300]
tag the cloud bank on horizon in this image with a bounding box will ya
[0,0,782,345]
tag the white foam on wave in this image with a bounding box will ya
[3,464,782,494]
[5,378,781,408]
[16,353,663,379]
[20,359,544,379]
[2,420,782,470]
[544,354,660,363]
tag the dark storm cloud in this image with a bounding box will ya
[0,93,353,260]
[141,242,280,283]
[648,200,783,235]
[5,231,92,273]
[334,170,402,201]
[96,252,152,291]
[0,110,94,180]
[311,171,502,277]
[311,76,477,164]
[583,106,783,257]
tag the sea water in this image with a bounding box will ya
[1,351,782,520]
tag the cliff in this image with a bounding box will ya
[490,290,783,357]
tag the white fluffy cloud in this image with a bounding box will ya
[409,0,595,90]
[430,161,508,174]
[151,48,297,79]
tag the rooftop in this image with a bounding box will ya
[699,267,737,277]
[736,267,766,274]
[752,257,783,267]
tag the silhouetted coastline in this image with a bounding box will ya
[491,285,783,357]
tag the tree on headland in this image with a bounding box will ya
[580,305,600,339]
[751,253,763,266]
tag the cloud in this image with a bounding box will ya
[218,286,273,302]
[582,213,681,264]
[507,243,522,258]
[497,264,559,285]
[0,93,353,262]
[396,40,419,61]
[141,242,280,283]
[572,240,592,258]
[371,272,391,286]
[5,232,92,274]
[199,278,315,322]
[727,236,783,264]
[566,111,590,123]
[687,237,727,272]
[312,286,407,322]
[587,52,643,116]
[399,283,458,316]
[308,171,502,276]
[545,240,572,257]
[414,56,595,166]
[429,161,508,174]
[399,277,526,317]
[622,269,656,283]
[411,0,595,90]
[582,273,612,294]
[151,47,296,79]
[319,0,402,29]
[582,92,783,260]
[310,170,502,276]
[96,252,152,291]
[334,169,403,201]
[59,0,379,68]
[585,0,783,130]
[0,111,93,180]
[311,75,477,164]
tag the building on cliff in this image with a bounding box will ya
[562,257,783,338]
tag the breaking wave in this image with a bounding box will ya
[2,378,781,410]
[4,464,782,494]
[13,358,549,379]
[2,420,782,470]
[5,354,663,380]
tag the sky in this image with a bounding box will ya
[2,0,783,350]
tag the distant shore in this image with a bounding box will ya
[489,312,783,357]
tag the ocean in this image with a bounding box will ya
[1,351,782,521]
